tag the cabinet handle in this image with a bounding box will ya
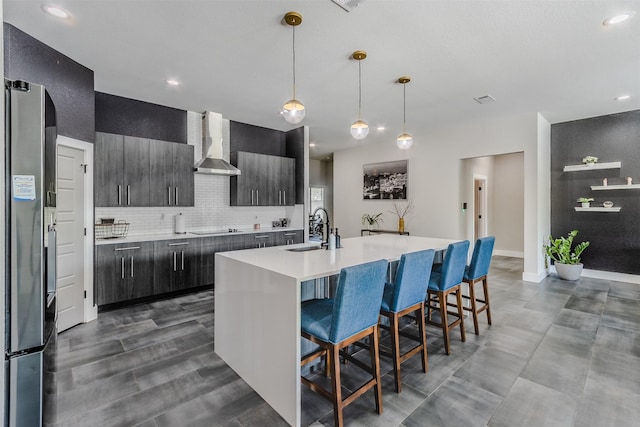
[168,187,172,205]
[255,235,269,239]
[118,185,122,206]
[173,251,177,272]
[251,190,254,206]
[283,190,286,205]
[181,251,185,270]
[256,190,259,205]
[115,246,140,251]
[121,257,125,279]
[130,256,134,278]
[169,242,189,246]
[175,187,179,205]
[279,190,282,205]
[127,185,131,206]
[284,233,296,236]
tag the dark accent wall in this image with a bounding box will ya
[551,110,640,274]
[95,92,187,143]
[4,23,95,143]
[230,121,286,156]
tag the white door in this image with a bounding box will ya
[474,178,488,241]
[57,145,86,332]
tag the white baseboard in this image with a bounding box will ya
[522,270,548,283]
[581,268,640,284]
[494,249,524,258]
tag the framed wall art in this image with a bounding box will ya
[363,160,408,200]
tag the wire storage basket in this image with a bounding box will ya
[95,220,129,239]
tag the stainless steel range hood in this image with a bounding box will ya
[194,111,241,175]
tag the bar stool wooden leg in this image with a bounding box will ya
[417,303,428,373]
[370,326,383,414]
[438,291,451,355]
[468,279,480,335]
[484,277,492,325]
[456,288,466,343]
[389,313,402,393]
[330,344,343,427]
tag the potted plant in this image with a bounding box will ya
[389,200,414,233]
[361,213,383,230]
[543,230,590,280]
[577,197,594,208]
[582,155,598,165]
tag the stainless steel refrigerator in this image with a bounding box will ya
[4,79,58,426]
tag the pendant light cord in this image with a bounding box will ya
[402,83,406,133]
[292,25,296,99]
[358,59,362,120]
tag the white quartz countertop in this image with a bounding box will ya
[95,227,304,246]
[216,234,458,281]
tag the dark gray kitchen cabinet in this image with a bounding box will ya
[95,132,150,207]
[149,140,194,207]
[96,242,154,305]
[230,151,296,206]
[277,230,303,246]
[153,239,201,294]
[200,235,236,286]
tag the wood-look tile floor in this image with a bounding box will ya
[53,256,640,426]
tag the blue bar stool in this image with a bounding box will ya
[426,240,470,355]
[379,249,435,393]
[300,259,389,427]
[463,236,496,335]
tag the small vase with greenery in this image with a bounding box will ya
[543,230,590,280]
[361,213,383,230]
[577,197,594,208]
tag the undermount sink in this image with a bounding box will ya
[285,245,322,252]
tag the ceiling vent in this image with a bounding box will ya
[331,0,366,12]
[474,95,496,105]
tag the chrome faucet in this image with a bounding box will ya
[311,207,330,247]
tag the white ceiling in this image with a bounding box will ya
[4,1,640,158]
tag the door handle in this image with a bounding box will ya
[121,257,125,279]
[173,251,177,272]
[130,256,134,278]
[181,251,185,270]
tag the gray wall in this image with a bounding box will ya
[4,23,95,143]
[551,109,640,274]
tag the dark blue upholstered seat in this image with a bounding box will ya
[426,240,470,355]
[300,259,389,427]
[379,249,435,393]
[463,236,495,335]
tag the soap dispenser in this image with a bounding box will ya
[328,228,336,250]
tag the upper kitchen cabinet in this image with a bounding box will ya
[95,132,150,207]
[229,151,295,206]
[149,140,194,207]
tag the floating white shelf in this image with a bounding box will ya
[574,207,621,212]
[563,161,621,172]
[591,184,640,191]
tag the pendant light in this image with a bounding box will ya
[281,12,305,124]
[396,76,413,150]
[350,50,369,140]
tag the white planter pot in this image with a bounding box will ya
[554,262,583,281]
[581,202,590,208]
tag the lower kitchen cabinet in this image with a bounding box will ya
[96,242,154,305]
[277,230,303,246]
[200,235,235,286]
[153,239,201,293]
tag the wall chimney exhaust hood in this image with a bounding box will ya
[194,111,241,175]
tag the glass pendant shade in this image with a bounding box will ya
[397,132,413,150]
[282,99,305,124]
[350,119,369,140]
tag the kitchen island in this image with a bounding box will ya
[215,234,458,426]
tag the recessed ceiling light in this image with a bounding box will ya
[41,4,70,19]
[376,126,385,131]
[603,11,636,26]
[615,95,631,101]
[165,79,181,86]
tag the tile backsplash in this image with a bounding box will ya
[96,111,304,237]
